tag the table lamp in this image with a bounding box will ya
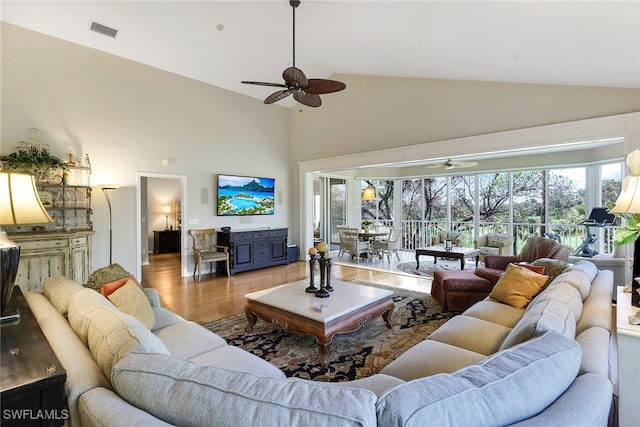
[0,171,53,322]
[609,149,640,307]
[163,205,171,230]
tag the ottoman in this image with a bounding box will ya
[431,270,493,312]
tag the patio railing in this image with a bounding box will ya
[372,219,620,256]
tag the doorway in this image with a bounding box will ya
[135,172,188,281]
[313,176,347,250]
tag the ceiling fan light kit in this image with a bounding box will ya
[241,0,346,108]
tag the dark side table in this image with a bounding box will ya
[1,287,67,426]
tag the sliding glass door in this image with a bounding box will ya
[313,177,347,249]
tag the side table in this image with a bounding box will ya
[616,287,640,427]
[1,287,67,426]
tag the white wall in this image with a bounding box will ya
[1,23,292,276]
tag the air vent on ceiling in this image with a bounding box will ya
[90,21,118,38]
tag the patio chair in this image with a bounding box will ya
[371,228,402,262]
[431,232,463,247]
[338,227,369,263]
[474,233,514,262]
[189,228,230,280]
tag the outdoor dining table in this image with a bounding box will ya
[357,231,388,260]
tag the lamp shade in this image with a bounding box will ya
[163,205,171,214]
[362,185,376,201]
[609,175,640,214]
[0,171,52,227]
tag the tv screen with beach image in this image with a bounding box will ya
[216,174,275,216]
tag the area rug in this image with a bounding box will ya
[396,260,477,277]
[202,281,456,382]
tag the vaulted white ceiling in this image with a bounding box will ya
[2,0,639,109]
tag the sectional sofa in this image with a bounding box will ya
[23,260,613,426]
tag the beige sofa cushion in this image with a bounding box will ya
[376,331,582,427]
[528,282,583,322]
[427,315,512,355]
[112,352,377,427]
[68,289,170,378]
[379,340,486,381]
[108,279,155,329]
[462,300,524,328]
[500,298,576,351]
[43,276,85,317]
[153,321,227,359]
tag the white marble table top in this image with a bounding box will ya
[245,279,393,324]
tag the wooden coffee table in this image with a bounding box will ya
[415,245,480,270]
[244,279,394,366]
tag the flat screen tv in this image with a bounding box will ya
[217,174,275,216]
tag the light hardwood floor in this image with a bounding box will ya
[142,253,433,324]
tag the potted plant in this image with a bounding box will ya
[0,146,69,183]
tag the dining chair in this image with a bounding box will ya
[371,228,402,262]
[338,227,369,263]
[189,228,230,280]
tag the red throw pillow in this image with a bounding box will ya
[101,275,140,297]
[517,263,546,275]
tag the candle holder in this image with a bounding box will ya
[325,255,333,292]
[306,249,318,293]
[315,252,330,298]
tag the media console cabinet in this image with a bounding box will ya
[216,228,288,275]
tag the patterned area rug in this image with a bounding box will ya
[202,281,456,382]
[396,260,477,277]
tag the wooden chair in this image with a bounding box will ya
[189,229,230,280]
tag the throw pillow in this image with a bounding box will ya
[530,258,569,282]
[516,263,546,275]
[86,263,131,292]
[101,275,140,297]
[489,264,548,309]
[108,279,155,329]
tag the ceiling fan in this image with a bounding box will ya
[241,0,346,108]
[425,159,479,170]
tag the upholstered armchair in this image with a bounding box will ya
[474,233,514,262]
[431,232,463,247]
[477,236,573,284]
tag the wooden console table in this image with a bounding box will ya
[1,288,67,426]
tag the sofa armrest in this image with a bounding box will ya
[78,387,173,427]
[484,255,519,270]
[143,288,161,308]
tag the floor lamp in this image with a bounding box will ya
[0,171,53,322]
[98,185,120,265]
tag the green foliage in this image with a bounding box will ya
[606,202,640,246]
[0,146,69,175]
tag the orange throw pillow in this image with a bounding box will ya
[101,275,140,297]
[517,263,546,275]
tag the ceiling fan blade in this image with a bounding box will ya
[305,79,346,94]
[283,67,308,87]
[264,89,294,104]
[241,81,288,88]
[455,161,479,168]
[293,91,321,108]
[425,164,445,169]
